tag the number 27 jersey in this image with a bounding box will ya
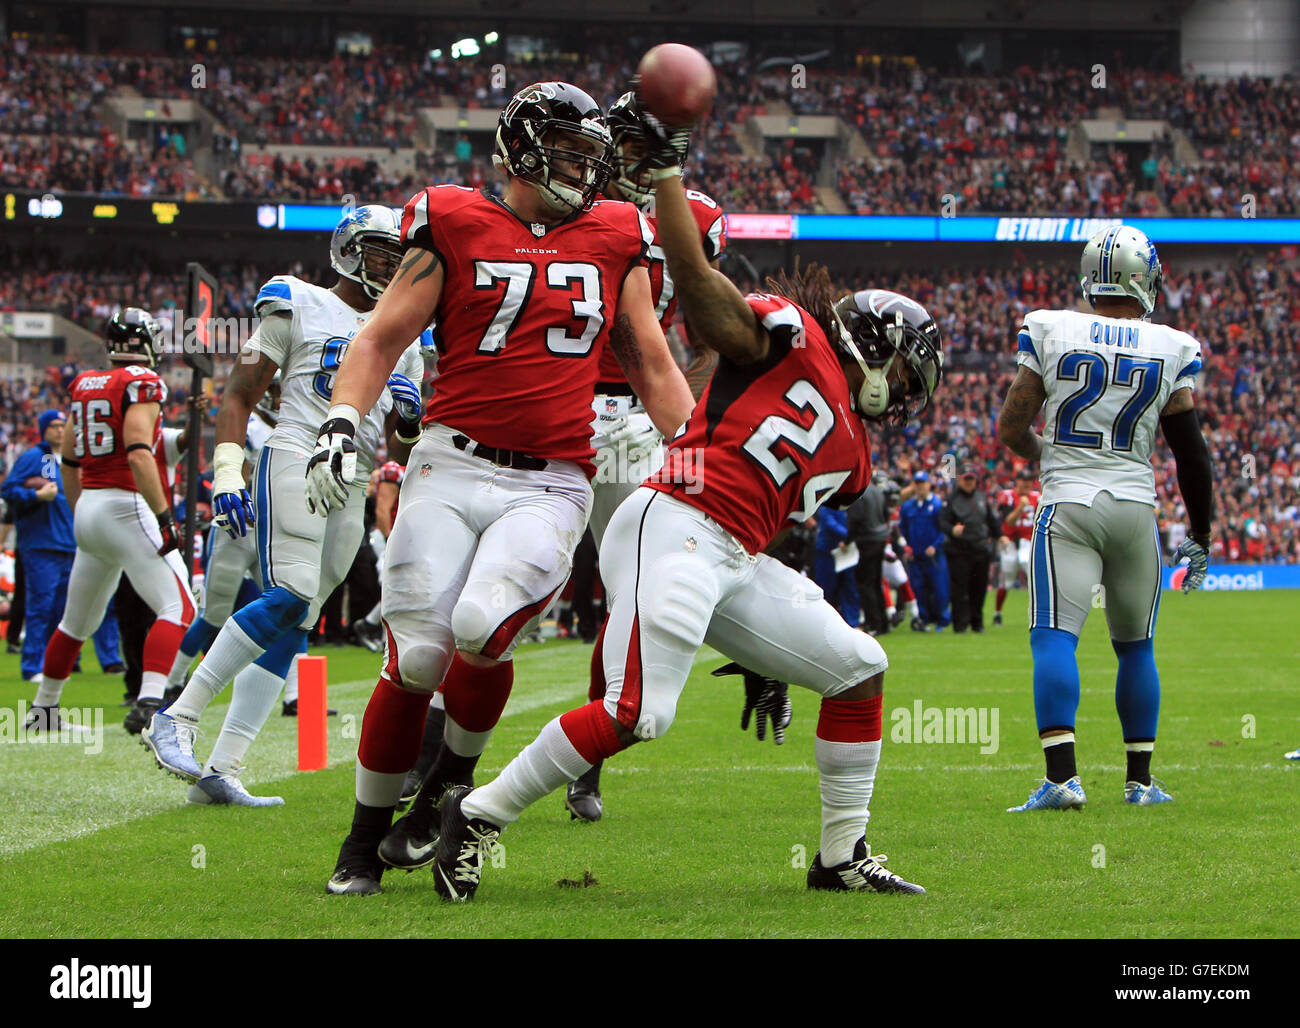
[647,294,871,555]
[1018,308,1203,507]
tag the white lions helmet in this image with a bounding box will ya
[330,204,404,301]
[1079,225,1163,316]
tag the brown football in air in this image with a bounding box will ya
[637,43,717,127]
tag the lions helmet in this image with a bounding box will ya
[105,308,165,368]
[330,204,404,301]
[1079,225,1162,316]
[606,90,688,207]
[830,289,944,423]
[494,82,613,214]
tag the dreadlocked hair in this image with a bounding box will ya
[764,260,842,347]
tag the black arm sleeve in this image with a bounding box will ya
[1159,407,1214,541]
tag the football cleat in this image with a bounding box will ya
[910,617,929,632]
[564,763,604,823]
[123,696,165,735]
[807,838,925,894]
[187,768,284,807]
[328,836,385,896]
[1124,779,1174,805]
[141,710,202,782]
[993,612,1003,626]
[22,705,94,739]
[379,797,442,870]
[1007,776,1087,812]
[432,786,502,902]
[1284,746,1300,761]
[281,699,337,717]
[350,618,383,653]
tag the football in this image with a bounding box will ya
[636,43,717,127]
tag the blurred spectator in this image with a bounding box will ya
[939,465,999,633]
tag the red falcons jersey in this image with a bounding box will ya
[378,460,405,519]
[402,185,653,475]
[596,189,727,383]
[68,364,167,491]
[998,488,1041,541]
[647,294,871,554]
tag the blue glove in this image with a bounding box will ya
[213,488,255,539]
[1169,536,1209,593]
[387,373,423,424]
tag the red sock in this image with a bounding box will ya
[560,699,628,764]
[142,619,187,677]
[442,653,514,734]
[816,694,883,743]
[996,587,1007,611]
[898,581,915,604]
[587,619,608,703]
[357,677,435,774]
[42,627,83,681]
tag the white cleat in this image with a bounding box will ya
[187,768,284,807]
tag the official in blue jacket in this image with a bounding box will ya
[813,507,861,628]
[1,410,121,680]
[898,470,951,630]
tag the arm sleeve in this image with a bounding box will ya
[244,310,293,367]
[1159,407,1214,539]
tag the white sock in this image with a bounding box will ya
[885,604,896,618]
[169,620,264,723]
[204,662,284,776]
[139,672,167,702]
[165,648,194,691]
[282,654,300,705]
[33,678,63,708]
[815,737,881,866]
[463,717,590,827]
[906,600,918,617]
[444,714,493,759]
[356,765,405,808]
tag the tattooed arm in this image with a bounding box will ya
[997,366,1047,461]
[614,267,695,438]
[652,174,767,365]
[326,247,444,422]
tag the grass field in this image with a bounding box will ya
[1,589,1297,940]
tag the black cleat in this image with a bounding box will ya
[379,796,442,870]
[350,619,383,653]
[327,836,386,896]
[564,762,604,823]
[910,617,930,633]
[890,609,907,628]
[123,696,165,736]
[282,699,336,717]
[432,786,502,902]
[807,838,925,895]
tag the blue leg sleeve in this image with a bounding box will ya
[254,627,308,679]
[180,617,222,660]
[231,586,310,650]
[1031,626,1081,734]
[1113,637,1160,741]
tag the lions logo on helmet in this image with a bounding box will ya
[105,307,165,368]
[1079,225,1163,316]
[330,204,404,302]
[494,82,613,214]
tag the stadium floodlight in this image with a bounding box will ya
[485,31,499,44]
[430,48,443,58]
[451,38,480,59]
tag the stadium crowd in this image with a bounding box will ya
[6,40,1299,214]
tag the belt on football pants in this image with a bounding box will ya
[452,434,548,471]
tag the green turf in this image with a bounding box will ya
[1,589,1297,938]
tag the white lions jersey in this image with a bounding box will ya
[244,411,275,467]
[1017,309,1203,507]
[248,275,424,473]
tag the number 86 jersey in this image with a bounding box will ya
[647,293,872,556]
[1017,308,1203,508]
[401,184,654,476]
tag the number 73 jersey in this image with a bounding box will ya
[647,293,872,555]
[1017,308,1204,508]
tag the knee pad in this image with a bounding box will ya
[450,593,493,655]
[392,639,454,693]
[824,630,889,698]
[233,586,309,649]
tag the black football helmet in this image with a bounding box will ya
[606,90,690,206]
[105,307,165,367]
[494,82,613,214]
[830,289,943,423]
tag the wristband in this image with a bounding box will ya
[62,457,80,468]
[326,404,361,433]
[396,419,423,444]
[650,166,682,181]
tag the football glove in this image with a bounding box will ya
[387,372,423,424]
[627,87,692,175]
[605,414,663,468]
[713,662,793,745]
[306,417,358,516]
[156,509,181,557]
[1169,534,1210,593]
[211,441,254,539]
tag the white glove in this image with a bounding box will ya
[606,415,663,466]
[306,407,359,517]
